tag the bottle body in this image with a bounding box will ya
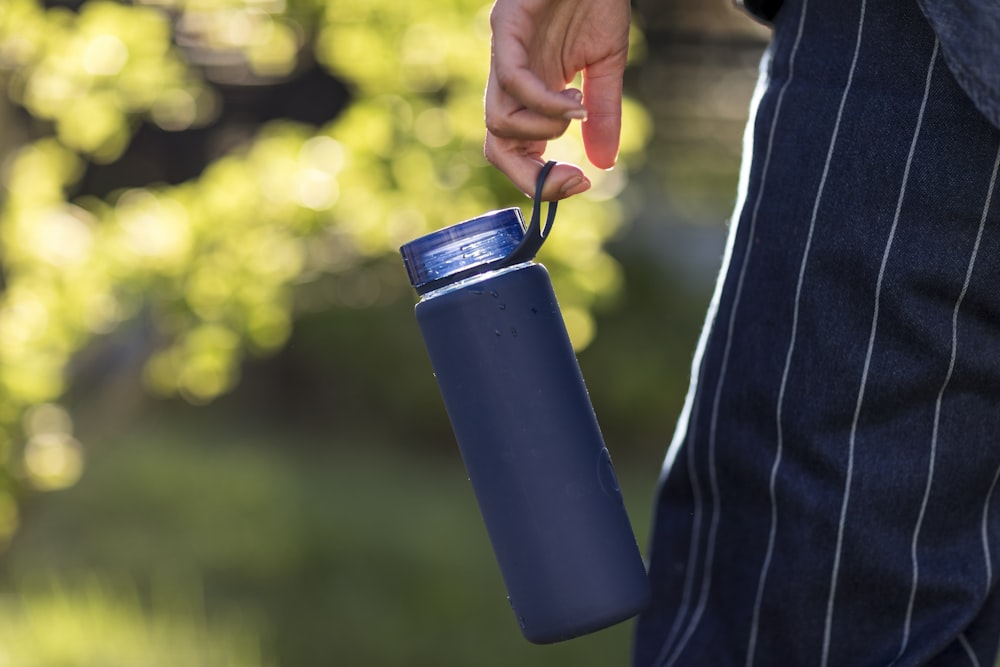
[415,262,650,643]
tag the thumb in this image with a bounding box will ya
[580,59,624,170]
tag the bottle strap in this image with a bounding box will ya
[415,161,560,295]
[499,160,558,268]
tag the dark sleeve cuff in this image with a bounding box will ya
[735,0,785,24]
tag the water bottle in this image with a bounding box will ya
[398,163,651,644]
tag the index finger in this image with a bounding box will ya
[489,31,585,119]
[581,63,624,169]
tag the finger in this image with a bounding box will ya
[486,109,572,141]
[485,75,579,141]
[489,25,586,119]
[484,133,591,201]
[493,61,585,119]
[581,59,625,169]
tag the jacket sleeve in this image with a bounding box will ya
[736,0,1000,131]
[917,0,1000,131]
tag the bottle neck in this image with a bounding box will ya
[419,261,535,301]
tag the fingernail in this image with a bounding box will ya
[559,176,590,196]
[563,109,588,121]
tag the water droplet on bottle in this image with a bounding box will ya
[507,597,527,630]
[494,329,502,336]
[490,290,499,298]
[498,303,506,310]
[530,307,538,315]
[510,328,518,337]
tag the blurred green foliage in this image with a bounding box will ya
[4,416,657,666]
[0,575,270,667]
[0,0,651,534]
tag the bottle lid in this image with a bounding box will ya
[400,208,526,291]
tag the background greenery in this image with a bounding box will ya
[0,0,768,664]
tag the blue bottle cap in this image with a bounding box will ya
[400,208,526,291]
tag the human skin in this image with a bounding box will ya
[483,0,631,201]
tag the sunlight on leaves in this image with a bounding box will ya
[0,0,650,519]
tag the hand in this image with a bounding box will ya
[484,0,630,201]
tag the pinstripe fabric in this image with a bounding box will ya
[855,37,939,667]
[633,0,1000,665]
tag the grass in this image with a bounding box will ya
[0,576,269,667]
[1,414,661,667]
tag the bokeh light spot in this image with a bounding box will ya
[0,289,50,347]
[151,89,197,131]
[295,168,339,210]
[24,432,84,491]
[414,108,453,148]
[23,402,73,438]
[300,135,345,173]
[26,205,95,268]
[82,33,128,76]
[562,306,595,352]
[116,190,192,264]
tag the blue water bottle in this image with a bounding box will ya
[399,163,650,644]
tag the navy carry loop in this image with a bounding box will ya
[399,162,650,643]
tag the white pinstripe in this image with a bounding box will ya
[655,8,810,665]
[977,147,1000,600]
[884,40,942,667]
[744,4,810,665]
[984,463,1000,582]
[652,132,738,662]
[894,101,999,667]
[651,6,1000,667]
[651,395,706,666]
[983,462,1000,591]
[983,461,1000,590]
[652,33,778,667]
[948,145,1000,667]
[959,633,983,667]
[652,288,717,667]
[816,2,868,665]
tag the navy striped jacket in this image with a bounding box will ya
[738,0,1000,131]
